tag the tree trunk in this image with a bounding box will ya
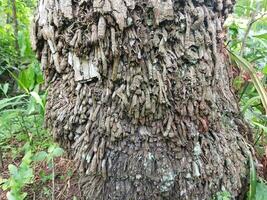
[31,0,252,199]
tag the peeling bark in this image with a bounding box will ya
[32,0,251,199]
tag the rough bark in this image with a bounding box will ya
[32,0,252,199]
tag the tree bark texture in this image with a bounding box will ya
[32,0,252,199]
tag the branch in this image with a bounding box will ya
[240,12,267,56]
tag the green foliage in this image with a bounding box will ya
[0,1,60,199]
[248,152,257,200]
[0,0,35,69]
[0,57,60,199]
[226,1,267,199]
[214,190,231,200]
[0,143,64,200]
[17,62,44,91]
[234,0,267,21]
[0,145,34,200]
[229,51,267,113]
[226,0,267,149]
[34,145,64,184]
[255,181,267,200]
[34,145,64,164]
[0,83,9,96]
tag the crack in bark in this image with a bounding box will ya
[32,0,251,199]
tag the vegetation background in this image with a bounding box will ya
[0,0,266,199]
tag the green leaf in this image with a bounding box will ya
[215,190,231,200]
[18,65,35,91]
[0,95,26,111]
[18,31,27,57]
[254,33,267,40]
[30,91,44,110]
[21,150,32,164]
[8,165,18,178]
[255,181,267,200]
[51,147,64,157]
[229,50,267,114]
[6,192,17,200]
[241,96,261,113]
[7,69,29,94]
[20,167,33,183]
[252,121,267,134]
[33,151,47,162]
[33,62,44,84]
[0,83,9,95]
[247,153,256,200]
[262,65,267,75]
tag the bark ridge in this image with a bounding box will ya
[32,0,251,199]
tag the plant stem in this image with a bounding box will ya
[239,82,250,101]
[0,150,3,169]
[52,157,55,200]
[240,12,256,57]
[240,4,267,57]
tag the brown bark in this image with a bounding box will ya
[32,0,252,199]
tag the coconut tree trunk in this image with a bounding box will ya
[31,0,252,199]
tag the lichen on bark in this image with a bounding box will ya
[32,0,251,199]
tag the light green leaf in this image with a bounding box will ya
[0,95,26,111]
[18,66,35,91]
[33,151,48,162]
[22,150,32,164]
[255,181,267,200]
[30,91,44,110]
[262,65,267,75]
[252,121,267,133]
[1,83,9,95]
[241,96,261,113]
[229,50,267,114]
[254,33,267,40]
[51,147,64,157]
[6,192,17,200]
[8,165,18,177]
[7,69,29,94]
[247,153,256,200]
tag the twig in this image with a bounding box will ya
[56,160,79,199]
[56,177,71,199]
[240,12,256,57]
[240,12,267,56]
[33,115,40,136]
[52,157,55,200]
